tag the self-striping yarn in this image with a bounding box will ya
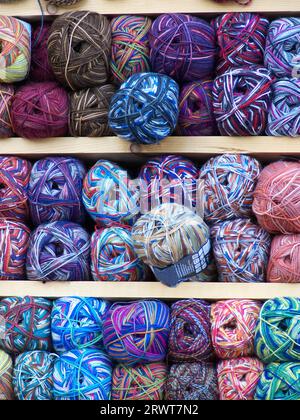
[28,157,86,226]
[0,350,13,400]
[112,363,167,400]
[218,357,264,400]
[111,15,152,85]
[200,154,261,224]
[149,14,216,82]
[103,300,170,365]
[48,11,111,90]
[26,221,90,282]
[0,84,14,138]
[211,299,261,359]
[13,351,57,400]
[168,299,213,362]
[53,349,112,400]
[0,296,52,354]
[30,24,55,82]
[165,362,219,401]
[69,85,116,137]
[267,235,300,283]
[212,219,271,283]
[51,297,110,353]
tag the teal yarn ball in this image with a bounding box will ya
[255,297,300,363]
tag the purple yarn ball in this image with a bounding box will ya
[30,24,56,82]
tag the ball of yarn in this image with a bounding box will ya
[30,24,55,82]
[109,72,179,144]
[0,350,13,400]
[178,80,216,136]
[48,11,111,90]
[13,351,57,400]
[0,84,14,138]
[53,349,112,400]
[51,297,110,353]
[212,219,271,283]
[215,13,269,75]
[69,85,116,137]
[165,362,218,400]
[91,225,145,282]
[218,357,264,400]
[112,362,167,400]
[11,82,69,139]
[267,235,300,283]
[26,221,90,282]
[0,156,31,222]
[255,297,300,363]
[149,14,216,82]
[168,299,213,362]
[200,154,261,224]
[28,157,86,226]
[103,300,170,365]
[83,160,140,226]
[211,299,261,359]
[0,296,52,354]
[0,16,31,83]
[111,15,152,85]
[253,161,300,234]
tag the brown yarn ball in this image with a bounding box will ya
[69,84,116,137]
[48,11,111,90]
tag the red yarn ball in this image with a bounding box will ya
[267,235,300,283]
[30,24,56,82]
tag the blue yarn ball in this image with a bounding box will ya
[51,297,111,353]
[108,72,179,144]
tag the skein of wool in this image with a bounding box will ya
[267,235,300,283]
[51,297,110,353]
[0,350,13,400]
[168,299,213,362]
[0,84,14,138]
[30,24,55,82]
[109,72,179,144]
[11,82,69,139]
[13,351,57,400]
[211,299,261,359]
[212,219,271,283]
[253,161,300,234]
[69,85,116,137]
[53,349,112,400]
[48,11,111,90]
[0,296,52,354]
[0,16,31,83]
[28,157,86,226]
[165,362,219,401]
[111,15,152,85]
[218,357,264,401]
[112,363,167,400]
[149,14,216,82]
[255,297,300,363]
[103,300,170,365]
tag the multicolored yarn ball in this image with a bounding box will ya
[30,24,55,82]
[255,297,300,363]
[267,235,300,283]
[200,154,261,224]
[13,351,57,400]
[48,11,111,90]
[0,156,31,222]
[211,299,261,359]
[28,157,86,226]
[212,219,271,283]
[112,363,167,400]
[111,15,152,85]
[0,84,14,138]
[0,350,13,400]
[51,297,110,353]
[103,300,170,365]
[218,357,264,400]
[0,16,31,83]
[0,296,52,354]
[109,72,179,144]
[149,14,216,82]
[213,67,272,136]
[53,349,112,400]
[69,85,116,137]
[255,362,300,400]
[168,299,213,362]
[253,161,300,234]
[83,160,140,227]
[215,13,269,75]
[165,362,218,401]
[11,82,69,139]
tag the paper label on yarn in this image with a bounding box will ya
[151,240,211,288]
